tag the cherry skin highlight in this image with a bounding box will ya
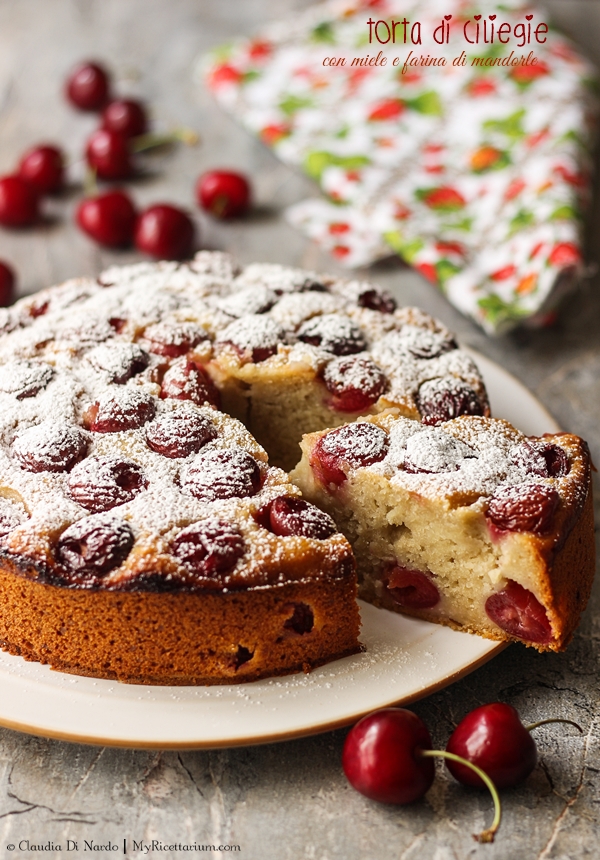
[66,61,111,111]
[0,176,39,227]
[342,708,435,804]
[101,98,148,138]
[196,170,251,219]
[446,703,537,789]
[86,129,133,180]
[76,190,137,247]
[0,261,16,306]
[18,145,65,195]
[134,204,195,259]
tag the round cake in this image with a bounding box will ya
[0,252,588,683]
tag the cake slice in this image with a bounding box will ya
[291,414,595,651]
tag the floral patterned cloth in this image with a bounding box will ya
[204,0,597,333]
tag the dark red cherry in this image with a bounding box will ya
[12,423,88,473]
[0,359,53,398]
[182,447,261,502]
[196,169,251,219]
[310,423,389,487]
[134,204,196,260]
[264,496,336,539]
[446,703,537,789]
[417,377,484,426]
[342,709,435,804]
[143,321,207,357]
[298,314,366,356]
[85,129,132,180]
[386,565,440,610]
[322,356,388,413]
[83,389,155,432]
[146,408,217,458]
[66,61,111,111]
[87,342,149,383]
[486,580,553,644]
[0,260,15,306]
[0,176,39,227]
[486,484,559,535]
[217,315,284,363]
[538,443,570,478]
[76,190,137,247]
[358,287,396,314]
[18,145,64,195]
[171,519,245,577]
[68,456,147,512]
[57,514,134,580]
[101,99,148,138]
[160,360,220,408]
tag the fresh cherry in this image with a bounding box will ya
[65,61,111,111]
[196,169,251,219]
[101,98,148,138]
[343,708,502,842]
[0,176,39,227]
[134,204,195,259]
[0,260,16,306]
[342,708,435,804]
[18,145,64,195]
[85,129,132,180]
[310,423,389,487]
[76,190,137,247]
[446,702,582,790]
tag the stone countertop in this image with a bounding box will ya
[0,1,599,857]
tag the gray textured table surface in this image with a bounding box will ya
[0,1,599,858]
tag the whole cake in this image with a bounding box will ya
[291,415,595,651]
[0,252,591,683]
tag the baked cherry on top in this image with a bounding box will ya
[196,170,251,219]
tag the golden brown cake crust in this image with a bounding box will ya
[0,553,360,685]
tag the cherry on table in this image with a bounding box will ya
[0,260,16,306]
[18,145,65,195]
[445,702,582,790]
[342,708,435,804]
[196,169,251,219]
[86,129,133,180]
[76,189,137,247]
[101,98,148,138]
[66,61,111,111]
[0,176,39,227]
[134,204,196,259]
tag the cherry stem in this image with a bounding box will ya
[525,717,583,734]
[130,128,200,154]
[420,750,501,844]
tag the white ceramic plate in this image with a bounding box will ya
[0,351,560,748]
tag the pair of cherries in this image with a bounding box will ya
[343,703,580,843]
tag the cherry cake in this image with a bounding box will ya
[292,415,595,651]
